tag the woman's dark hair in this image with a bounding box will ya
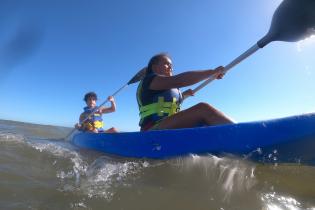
[84,92,97,102]
[146,53,171,75]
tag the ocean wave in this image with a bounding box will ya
[0,131,25,143]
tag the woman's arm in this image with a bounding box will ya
[150,66,225,90]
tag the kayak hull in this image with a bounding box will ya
[70,113,315,164]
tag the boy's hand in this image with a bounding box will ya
[108,96,115,102]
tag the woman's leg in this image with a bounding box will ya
[156,102,234,129]
[105,127,118,133]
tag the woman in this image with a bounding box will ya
[136,53,234,131]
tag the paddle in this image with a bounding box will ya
[65,67,147,139]
[185,0,315,99]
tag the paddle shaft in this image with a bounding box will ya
[184,43,260,100]
[97,84,128,108]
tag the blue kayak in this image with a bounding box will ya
[69,113,315,164]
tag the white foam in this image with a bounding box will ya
[261,192,308,210]
[79,157,151,200]
[0,131,25,143]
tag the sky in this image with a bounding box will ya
[0,0,315,131]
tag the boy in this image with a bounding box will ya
[75,92,118,133]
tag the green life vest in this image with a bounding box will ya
[136,74,182,127]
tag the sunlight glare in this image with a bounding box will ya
[296,35,315,52]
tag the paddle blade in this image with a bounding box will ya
[258,0,315,48]
[127,67,147,85]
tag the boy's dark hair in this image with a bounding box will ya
[84,92,97,102]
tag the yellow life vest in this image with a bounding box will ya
[81,107,104,132]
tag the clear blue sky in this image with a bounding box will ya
[1,0,314,131]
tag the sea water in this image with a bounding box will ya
[0,119,314,210]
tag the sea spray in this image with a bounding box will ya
[173,154,257,201]
[80,157,150,200]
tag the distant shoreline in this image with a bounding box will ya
[0,119,70,129]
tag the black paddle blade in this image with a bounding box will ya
[258,0,315,48]
[127,67,147,85]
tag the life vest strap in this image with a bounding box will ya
[139,97,179,119]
